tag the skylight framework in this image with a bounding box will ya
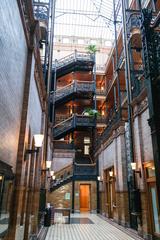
[54,0,122,44]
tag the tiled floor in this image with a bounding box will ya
[45,213,142,240]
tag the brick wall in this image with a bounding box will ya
[47,182,72,208]
[0,0,27,170]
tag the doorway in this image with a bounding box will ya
[144,161,160,238]
[104,167,116,219]
[80,184,90,212]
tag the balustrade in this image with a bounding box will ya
[74,163,97,176]
[52,51,94,70]
[126,10,140,35]
[53,114,95,139]
[53,80,94,103]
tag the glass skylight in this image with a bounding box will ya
[54,0,122,43]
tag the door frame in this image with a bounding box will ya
[104,167,116,219]
[144,161,160,239]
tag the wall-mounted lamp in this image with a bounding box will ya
[25,134,44,154]
[109,170,114,177]
[50,170,54,176]
[41,160,52,173]
[131,162,141,178]
[47,170,55,179]
[52,175,56,180]
[97,176,103,182]
[0,175,3,181]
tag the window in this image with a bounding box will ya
[84,137,90,144]
[63,38,70,44]
[84,145,89,155]
[78,39,84,45]
[90,39,97,45]
[105,40,112,47]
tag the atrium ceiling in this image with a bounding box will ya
[54,0,122,44]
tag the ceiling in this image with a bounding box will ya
[54,0,122,43]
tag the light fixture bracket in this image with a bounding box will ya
[25,148,39,154]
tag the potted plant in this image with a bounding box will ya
[86,44,98,54]
[83,108,100,117]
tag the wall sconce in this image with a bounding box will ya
[97,176,103,182]
[25,134,44,154]
[50,170,54,176]
[101,86,104,91]
[109,170,114,177]
[52,175,56,180]
[0,175,3,181]
[41,160,52,172]
[131,162,141,178]
[47,170,54,179]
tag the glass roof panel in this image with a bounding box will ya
[54,0,122,42]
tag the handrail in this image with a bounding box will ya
[56,82,74,92]
[53,115,73,128]
[53,51,94,70]
[74,163,96,166]
[76,80,94,84]
[53,114,94,128]
[54,164,73,176]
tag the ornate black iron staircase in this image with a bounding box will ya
[53,80,94,105]
[50,163,97,192]
[52,51,95,79]
[53,114,95,139]
[50,175,73,192]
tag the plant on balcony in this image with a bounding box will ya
[83,108,100,117]
[86,44,98,54]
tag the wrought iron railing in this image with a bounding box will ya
[106,72,118,96]
[120,90,127,105]
[126,10,140,35]
[53,51,94,70]
[53,140,74,150]
[96,116,106,124]
[50,164,73,190]
[96,64,106,73]
[74,163,97,176]
[33,1,50,21]
[54,80,94,103]
[55,114,70,123]
[53,114,95,138]
[94,109,121,152]
[96,89,106,96]
[131,68,145,98]
[118,49,124,69]
[53,116,73,138]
